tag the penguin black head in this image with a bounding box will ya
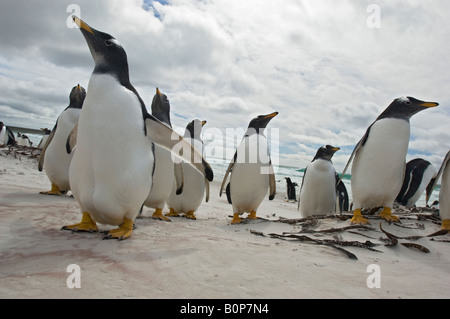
[247,112,278,134]
[377,97,438,121]
[73,16,129,84]
[68,84,86,109]
[313,145,340,162]
[151,88,171,127]
[186,119,207,139]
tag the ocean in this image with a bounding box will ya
[8,126,440,208]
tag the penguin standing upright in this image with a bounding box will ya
[341,97,438,224]
[165,119,209,220]
[220,112,278,224]
[0,122,16,146]
[298,145,340,217]
[425,151,450,230]
[62,17,213,240]
[396,158,437,208]
[39,84,86,195]
[17,133,32,147]
[143,88,177,221]
[284,177,298,202]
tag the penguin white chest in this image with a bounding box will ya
[299,159,336,217]
[439,164,450,221]
[352,118,410,209]
[69,74,153,225]
[230,134,270,213]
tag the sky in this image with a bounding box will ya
[1,0,450,172]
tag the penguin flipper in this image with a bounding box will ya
[427,150,450,204]
[65,123,78,154]
[205,179,210,202]
[38,124,57,171]
[145,115,213,182]
[174,162,184,195]
[219,152,236,197]
[268,160,276,200]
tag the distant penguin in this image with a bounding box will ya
[284,177,298,202]
[165,119,209,220]
[341,97,438,224]
[335,174,349,212]
[0,122,16,146]
[426,151,450,230]
[396,158,437,208]
[219,112,278,224]
[38,84,86,195]
[17,133,32,147]
[37,128,52,150]
[62,17,212,240]
[143,88,177,221]
[298,145,340,217]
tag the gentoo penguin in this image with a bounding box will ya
[335,174,349,212]
[143,88,177,221]
[341,97,438,224]
[38,84,86,195]
[165,119,209,220]
[63,17,212,240]
[298,145,340,217]
[284,177,298,202]
[396,158,437,208]
[17,133,32,147]
[0,122,16,146]
[37,128,52,149]
[219,112,278,224]
[426,151,450,230]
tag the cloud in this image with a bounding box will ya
[0,0,449,170]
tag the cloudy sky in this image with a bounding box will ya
[1,0,449,172]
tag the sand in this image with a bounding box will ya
[0,146,449,299]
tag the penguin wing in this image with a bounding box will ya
[174,162,184,195]
[297,167,308,210]
[219,151,236,197]
[205,178,210,202]
[426,150,450,204]
[268,160,276,200]
[65,123,78,154]
[145,115,213,182]
[339,124,373,182]
[38,123,57,171]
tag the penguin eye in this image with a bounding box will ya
[104,40,114,47]
[405,101,412,105]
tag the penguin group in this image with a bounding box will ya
[24,16,448,240]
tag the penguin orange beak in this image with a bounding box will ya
[420,102,439,108]
[263,112,278,119]
[73,16,94,34]
[332,147,340,152]
[201,120,207,126]
[156,87,161,96]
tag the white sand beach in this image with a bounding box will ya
[0,146,449,299]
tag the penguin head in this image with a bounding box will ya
[186,119,207,140]
[151,88,171,127]
[378,97,438,120]
[69,84,86,109]
[313,145,340,162]
[247,112,278,134]
[73,16,129,82]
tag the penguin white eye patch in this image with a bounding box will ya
[105,38,121,47]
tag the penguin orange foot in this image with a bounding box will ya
[183,210,197,220]
[350,209,370,225]
[40,183,64,196]
[61,212,98,232]
[152,208,171,222]
[378,207,399,223]
[247,210,258,220]
[165,208,180,217]
[103,217,134,240]
[231,213,242,224]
